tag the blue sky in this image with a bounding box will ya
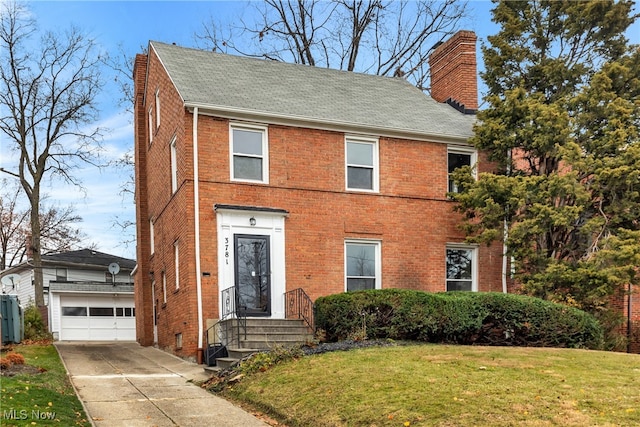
[6,1,639,261]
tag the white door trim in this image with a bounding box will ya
[216,207,287,319]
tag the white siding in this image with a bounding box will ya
[1,271,35,307]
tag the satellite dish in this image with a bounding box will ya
[1,274,21,289]
[108,263,121,275]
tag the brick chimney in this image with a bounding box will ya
[428,30,478,113]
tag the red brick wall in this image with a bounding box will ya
[134,47,201,357]
[429,30,478,111]
[135,43,505,359]
[611,286,640,353]
[133,53,153,346]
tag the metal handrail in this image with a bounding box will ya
[204,286,247,366]
[285,288,315,332]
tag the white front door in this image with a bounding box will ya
[216,208,286,319]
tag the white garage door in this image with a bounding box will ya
[60,295,136,341]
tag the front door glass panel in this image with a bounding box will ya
[235,235,271,316]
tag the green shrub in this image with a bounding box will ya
[23,303,53,342]
[315,290,604,349]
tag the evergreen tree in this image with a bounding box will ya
[452,0,640,312]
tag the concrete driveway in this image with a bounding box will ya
[55,342,268,427]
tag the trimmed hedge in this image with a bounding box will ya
[314,289,604,349]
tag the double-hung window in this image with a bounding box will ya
[174,240,180,290]
[447,147,477,193]
[446,245,477,291]
[230,124,268,183]
[162,271,167,304]
[345,240,381,291]
[150,219,155,255]
[170,136,178,193]
[346,137,379,192]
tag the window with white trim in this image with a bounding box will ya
[447,147,477,193]
[170,136,178,193]
[230,124,268,183]
[155,89,161,129]
[346,137,379,191]
[446,246,477,292]
[174,240,180,290]
[162,271,167,304]
[345,240,381,291]
[150,219,155,255]
[148,108,154,144]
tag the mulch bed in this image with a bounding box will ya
[0,363,45,377]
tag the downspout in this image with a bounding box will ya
[502,221,508,294]
[502,148,512,294]
[628,282,633,353]
[193,107,204,363]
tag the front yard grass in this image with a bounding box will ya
[222,344,640,426]
[0,344,90,426]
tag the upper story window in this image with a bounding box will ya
[448,147,477,193]
[230,124,269,183]
[170,136,178,193]
[446,245,477,292]
[56,268,67,282]
[155,89,161,129]
[346,137,379,192]
[345,240,381,291]
[148,108,154,144]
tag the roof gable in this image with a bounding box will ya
[150,41,475,141]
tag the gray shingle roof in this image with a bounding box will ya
[150,41,475,141]
[42,249,136,270]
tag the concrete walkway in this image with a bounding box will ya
[55,342,268,427]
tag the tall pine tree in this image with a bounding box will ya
[452,0,640,312]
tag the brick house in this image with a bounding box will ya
[133,31,507,361]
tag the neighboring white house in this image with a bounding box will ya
[0,249,136,341]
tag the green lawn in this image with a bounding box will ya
[0,344,90,427]
[221,344,640,426]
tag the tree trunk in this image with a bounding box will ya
[30,193,45,308]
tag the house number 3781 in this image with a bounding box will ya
[225,237,229,264]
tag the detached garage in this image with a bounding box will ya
[0,249,136,342]
[48,274,136,341]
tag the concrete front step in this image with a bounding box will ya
[243,319,308,327]
[241,332,313,342]
[240,338,312,350]
[206,318,314,369]
[243,325,310,334]
[228,347,259,360]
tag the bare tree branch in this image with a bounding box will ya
[0,179,89,269]
[0,1,105,306]
[196,0,468,92]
